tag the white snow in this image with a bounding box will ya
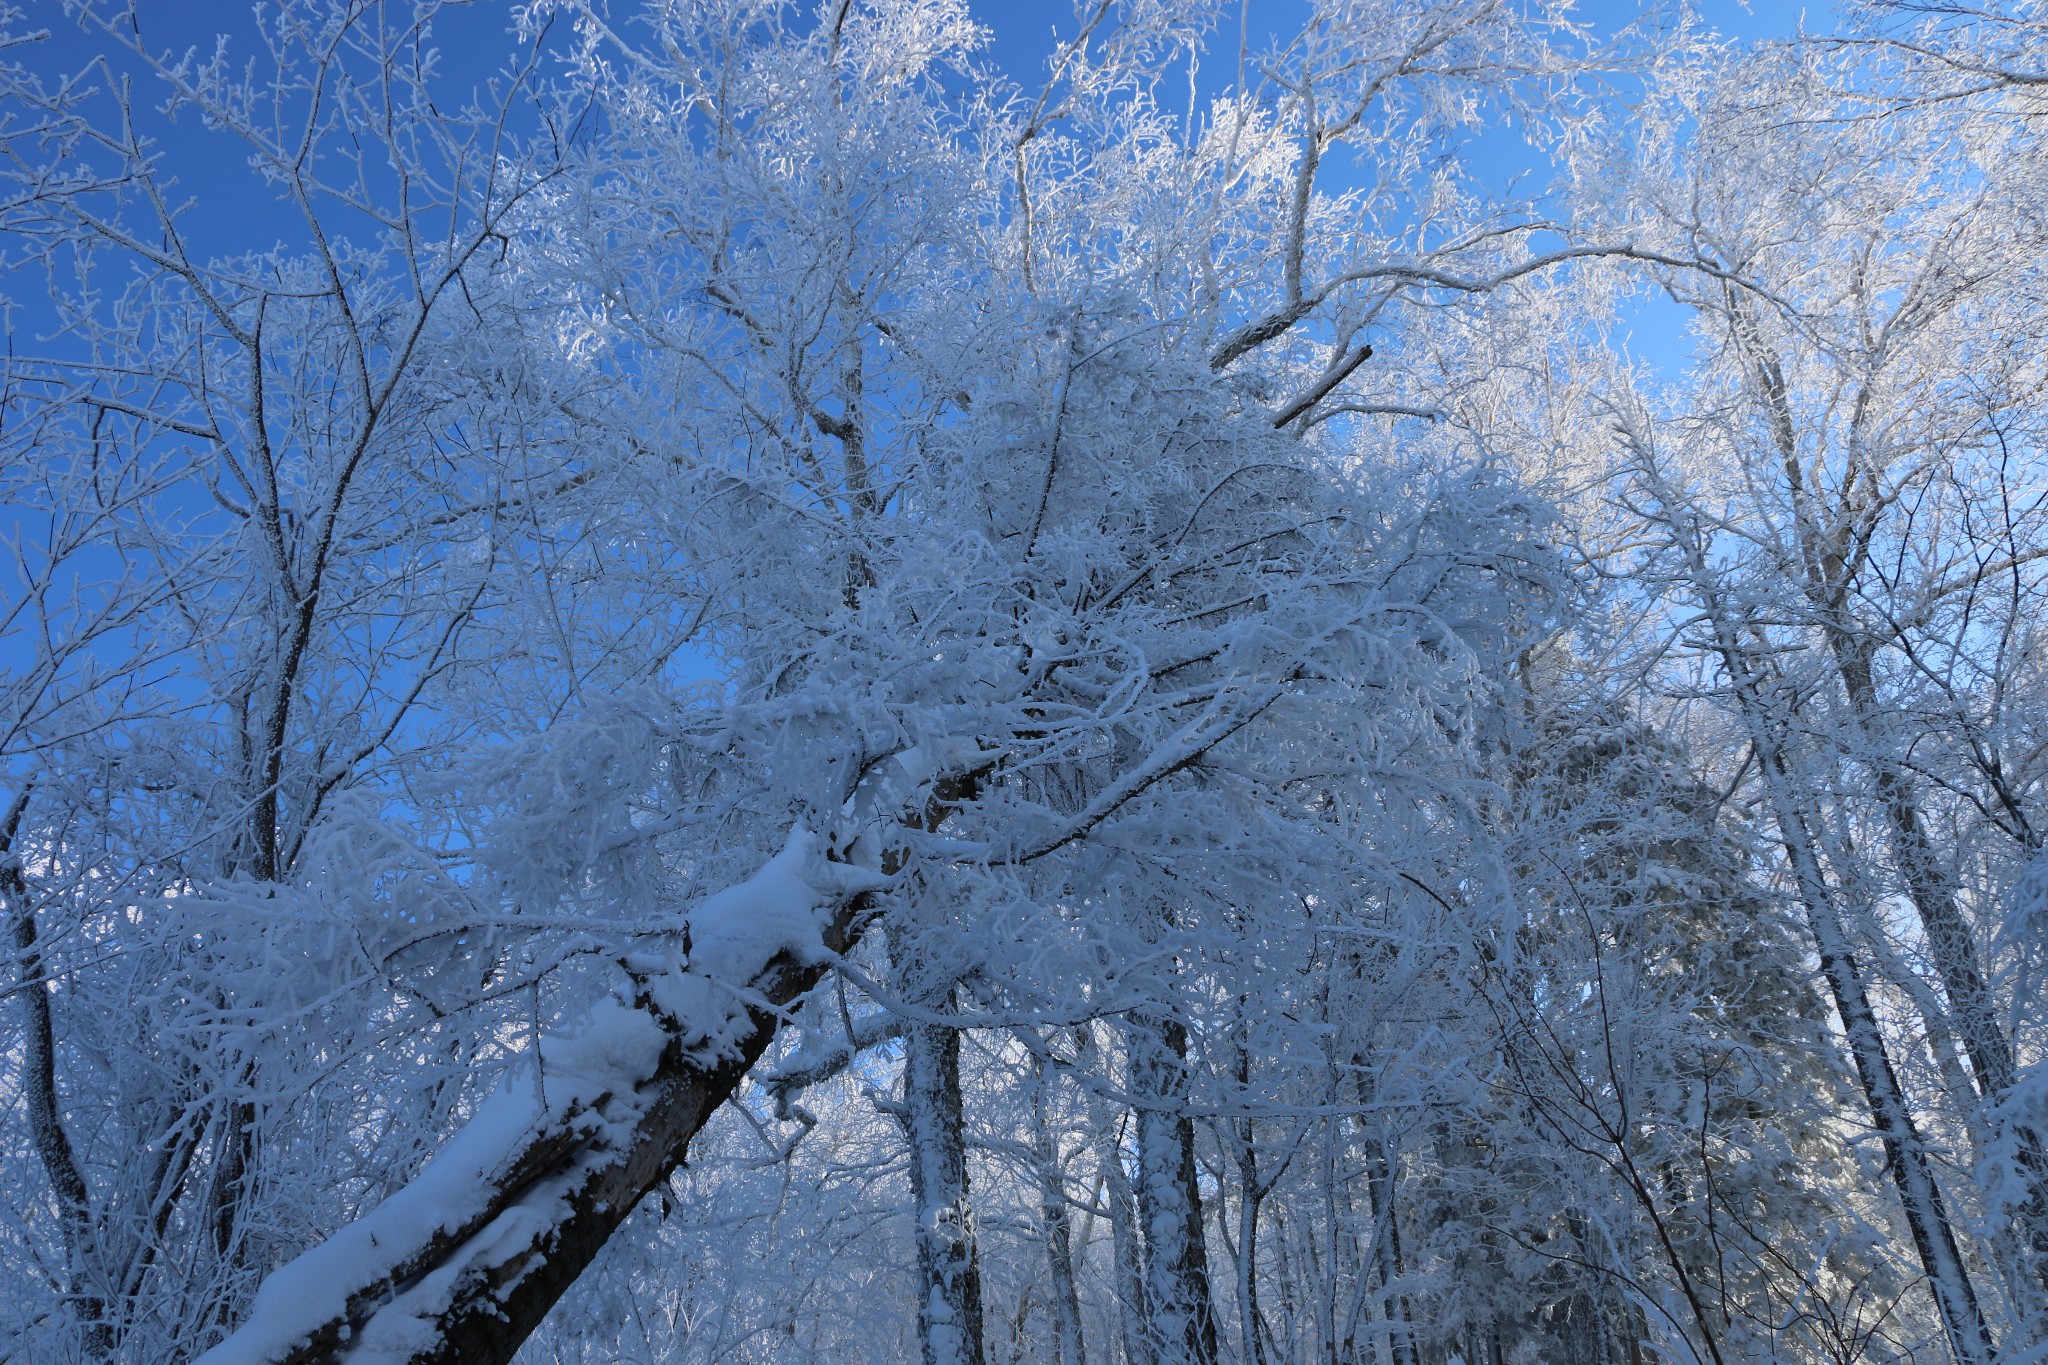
[196,999,675,1365]
[539,998,669,1113]
[338,1165,587,1365]
[684,826,837,982]
[645,826,886,1056]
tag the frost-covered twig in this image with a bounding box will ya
[761,1008,907,1120]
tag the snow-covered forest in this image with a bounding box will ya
[2,1,2045,1362]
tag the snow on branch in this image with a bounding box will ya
[763,1008,908,1119]
[194,829,885,1365]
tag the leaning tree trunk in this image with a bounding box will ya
[1631,437,1999,1365]
[194,833,882,1365]
[1765,774,1997,1365]
[1825,627,2048,1303]
[1657,503,1999,1365]
[1733,302,2047,1317]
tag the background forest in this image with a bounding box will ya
[2,2,2045,1364]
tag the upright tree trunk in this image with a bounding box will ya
[1347,1037,1415,1365]
[1232,1141,1268,1365]
[1227,1014,1269,1365]
[1030,1054,1088,1365]
[905,993,989,1365]
[1130,1011,1219,1365]
[1100,1123,1155,1365]
[209,1097,256,1261]
[1079,1022,1155,1365]
[1357,1109,1416,1365]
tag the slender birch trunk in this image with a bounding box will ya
[1356,1108,1416,1365]
[1079,1023,1156,1365]
[1636,452,1998,1365]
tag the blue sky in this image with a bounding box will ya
[3,0,1833,494]
[9,0,1823,274]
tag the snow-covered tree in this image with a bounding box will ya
[4,4,2043,1365]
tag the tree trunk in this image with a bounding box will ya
[1101,1122,1155,1365]
[1637,451,2000,1365]
[1030,1054,1088,1365]
[1710,617,1991,1357]
[194,857,880,1365]
[1354,1058,1417,1365]
[1131,1011,1219,1365]
[1772,786,1997,1365]
[1232,1142,1268,1365]
[5,800,113,1360]
[905,995,989,1365]
[1827,630,2048,1300]
[206,1089,257,1318]
[1226,1013,1270,1365]
[1081,1031,1155,1365]
[1730,302,2047,1318]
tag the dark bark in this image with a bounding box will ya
[1231,1142,1268,1365]
[4,792,111,1358]
[1227,1025,1269,1365]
